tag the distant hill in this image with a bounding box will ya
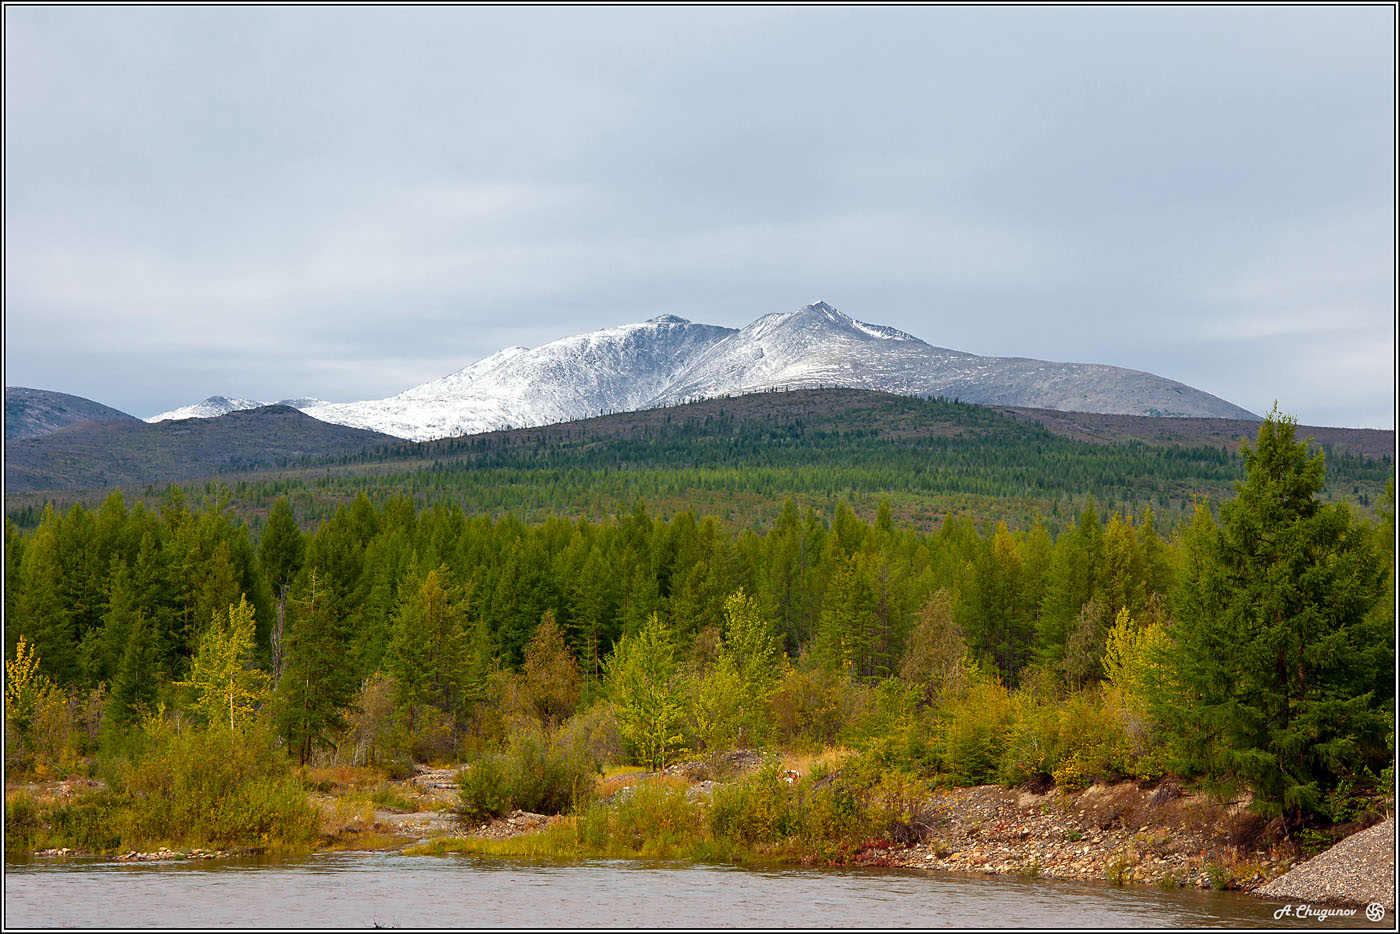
[5,389,1389,533]
[146,394,329,423]
[5,387,141,441]
[5,405,397,493]
[997,406,1395,461]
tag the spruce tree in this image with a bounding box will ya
[106,610,159,727]
[259,496,305,682]
[1161,407,1392,822]
[276,572,357,764]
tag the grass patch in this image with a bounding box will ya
[1106,855,1131,886]
[300,765,386,795]
[602,765,648,778]
[412,754,934,867]
[370,786,421,813]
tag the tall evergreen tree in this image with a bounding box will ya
[14,521,78,684]
[259,497,305,682]
[1160,408,1392,822]
[385,564,470,727]
[276,572,357,764]
[106,610,160,727]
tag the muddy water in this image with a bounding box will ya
[3,852,1385,928]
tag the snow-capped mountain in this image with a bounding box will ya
[146,395,327,423]
[649,302,1260,420]
[151,302,1257,440]
[299,316,737,441]
[146,395,266,423]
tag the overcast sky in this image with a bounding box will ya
[5,6,1395,428]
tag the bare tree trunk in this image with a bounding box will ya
[271,583,288,684]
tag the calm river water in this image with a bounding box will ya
[4,851,1386,929]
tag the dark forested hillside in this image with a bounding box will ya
[5,405,397,494]
[5,387,141,441]
[5,389,1392,535]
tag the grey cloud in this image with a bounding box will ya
[5,5,1393,427]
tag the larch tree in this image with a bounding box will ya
[606,612,686,770]
[177,595,270,731]
[514,610,582,732]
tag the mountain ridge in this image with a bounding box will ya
[5,387,142,441]
[5,404,396,494]
[139,301,1262,440]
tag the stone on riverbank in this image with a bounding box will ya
[114,847,230,861]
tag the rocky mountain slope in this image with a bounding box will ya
[5,387,141,441]
[650,303,1258,421]
[144,302,1259,441]
[299,316,735,441]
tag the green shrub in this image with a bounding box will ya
[114,718,318,851]
[508,730,598,815]
[710,761,795,845]
[49,794,123,851]
[457,726,600,822]
[4,789,43,851]
[382,759,417,781]
[457,756,512,823]
[602,781,705,855]
[370,786,420,812]
[844,680,937,776]
[769,667,858,751]
[937,679,1014,785]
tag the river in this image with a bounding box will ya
[4,852,1384,928]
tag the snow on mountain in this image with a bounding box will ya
[649,302,1259,421]
[146,395,266,423]
[274,397,326,410]
[300,316,737,441]
[650,301,971,406]
[149,301,1257,440]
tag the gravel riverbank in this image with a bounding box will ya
[373,764,1391,903]
[879,781,1294,890]
[1253,819,1395,910]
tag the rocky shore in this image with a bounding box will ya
[18,759,1392,911]
[879,780,1293,890]
[372,761,1391,907]
[1254,818,1395,910]
[33,846,232,861]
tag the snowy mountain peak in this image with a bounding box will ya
[747,302,923,345]
[647,314,691,325]
[273,397,326,409]
[147,395,264,423]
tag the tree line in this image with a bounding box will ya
[4,409,1393,824]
